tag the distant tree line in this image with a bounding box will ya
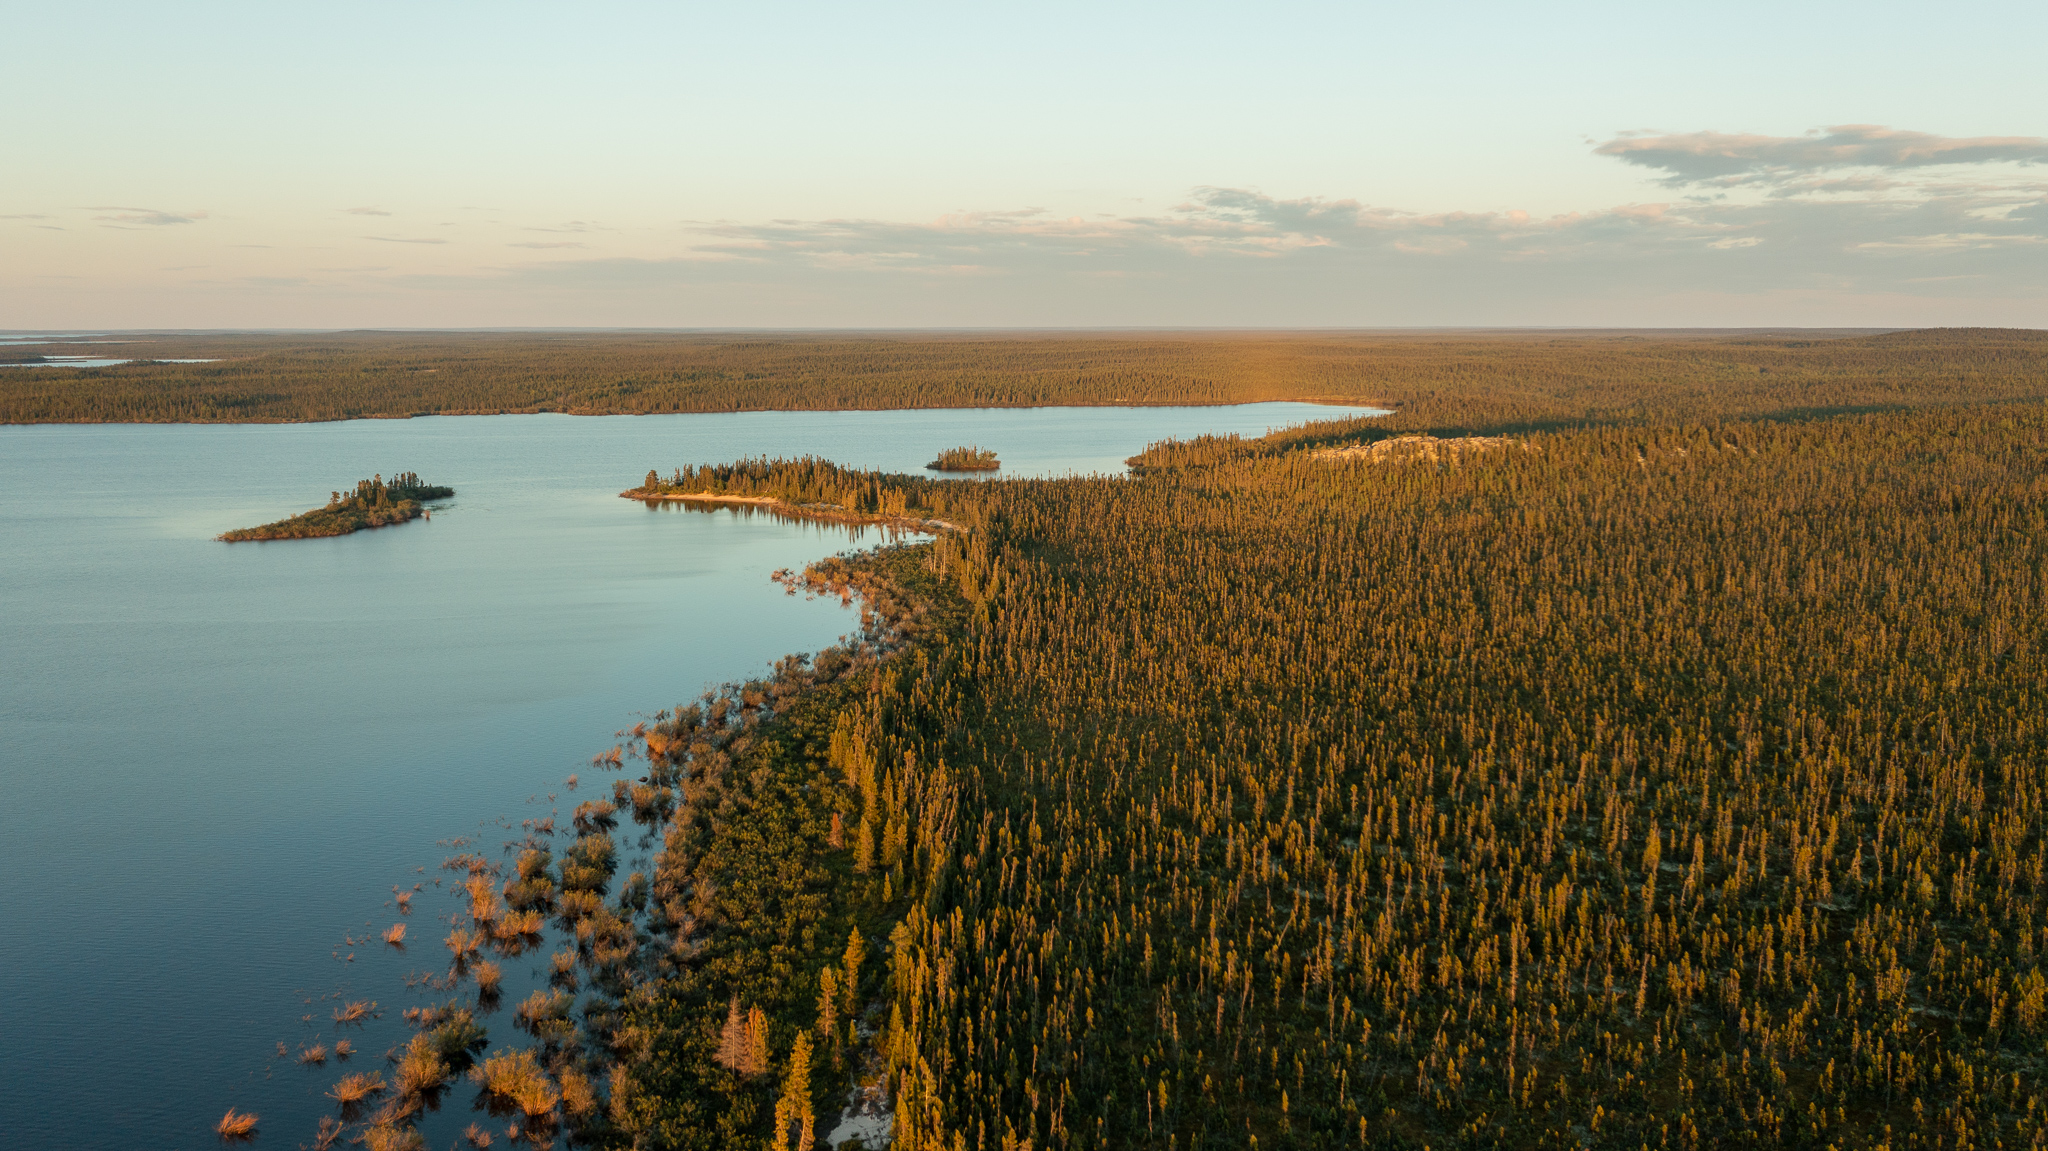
[8,327,2048,425]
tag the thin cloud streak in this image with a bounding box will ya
[1597,125,2048,186]
[87,207,208,226]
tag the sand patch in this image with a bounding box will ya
[1309,434,1531,464]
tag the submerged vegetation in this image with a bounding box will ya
[274,333,2048,1150]
[926,445,1000,472]
[218,473,452,541]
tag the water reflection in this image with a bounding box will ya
[639,496,935,542]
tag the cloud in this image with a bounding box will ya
[2,213,51,220]
[343,207,391,216]
[88,207,208,226]
[1596,125,2048,186]
[430,156,2040,327]
[16,124,2042,327]
[673,191,1702,271]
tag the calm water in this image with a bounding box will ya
[0,358,219,368]
[0,403,1375,1150]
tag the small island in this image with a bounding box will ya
[925,445,1000,472]
[219,472,453,541]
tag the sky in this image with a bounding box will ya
[5,0,2045,329]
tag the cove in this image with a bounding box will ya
[0,402,1378,1149]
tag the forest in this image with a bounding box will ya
[218,472,453,541]
[5,327,2048,425]
[263,330,2048,1150]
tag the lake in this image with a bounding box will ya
[0,402,1377,1149]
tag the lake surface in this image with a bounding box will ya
[0,402,1376,1149]
[1,357,218,368]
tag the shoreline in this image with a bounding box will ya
[621,489,966,534]
[2,399,1387,429]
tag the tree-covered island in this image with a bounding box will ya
[924,445,1000,471]
[218,472,454,541]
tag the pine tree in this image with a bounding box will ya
[715,995,751,1073]
[854,818,876,873]
[841,927,865,1022]
[773,1033,815,1151]
[816,966,841,1067]
[745,1005,771,1077]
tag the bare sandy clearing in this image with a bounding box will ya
[1308,433,1532,464]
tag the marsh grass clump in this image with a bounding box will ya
[925,445,1000,472]
[558,1067,598,1119]
[515,988,572,1028]
[392,1032,450,1097]
[401,1003,451,1030]
[359,1124,426,1151]
[505,849,557,911]
[473,1048,560,1119]
[465,875,503,926]
[463,1122,495,1148]
[571,800,616,834]
[557,832,615,894]
[444,927,481,960]
[215,1108,259,1140]
[298,1042,329,1065]
[425,1009,488,1072]
[382,923,406,946]
[494,909,545,939]
[333,999,375,1025]
[473,959,503,997]
[334,1038,355,1059]
[327,1070,386,1106]
[556,890,603,922]
[546,950,579,991]
[389,1015,473,1097]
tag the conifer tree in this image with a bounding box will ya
[773,1034,815,1151]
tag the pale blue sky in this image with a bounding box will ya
[6,0,2044,327]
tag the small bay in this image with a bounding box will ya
[0,402,1376,1148]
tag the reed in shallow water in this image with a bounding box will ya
[327,1070,385,1105]
[215,1109,258,1140]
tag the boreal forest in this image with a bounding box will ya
[204,329,2048,1150]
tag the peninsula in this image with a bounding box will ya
[219,472,453,541]
[624,461,966,532]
